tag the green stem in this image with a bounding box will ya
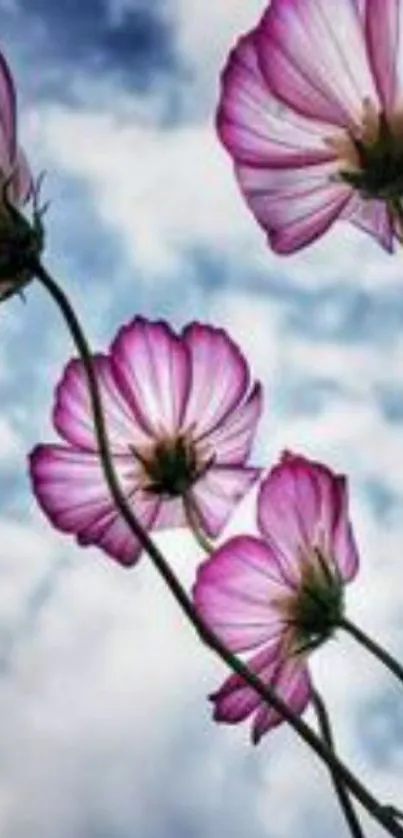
[340,617,403,688]
[31,258,403,838]
[312,690,366,838]
[183,494,215,554]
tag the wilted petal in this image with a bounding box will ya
[238,160,351,254]
[202,382,263,465]
[194,535,288,652]
[189,465,260,538]
[182,324,249,438]
[53,355,151,453]
[30,445,159,565]
[252,656,311,743]
[257,0,378,128]
[0,51,16,154]
[13,146,33,204]
[218,30,336,169]
[111,318,191,437]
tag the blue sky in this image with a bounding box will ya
[0,0,403,836]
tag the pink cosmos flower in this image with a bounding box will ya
[30,318,262,566]
[194,452,359,743]
[217,0,403,254]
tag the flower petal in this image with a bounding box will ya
[13,146,33,204]
[217,30,337,169]
[0,51,16,154]
[237,160,352,254]
[111,318,191,437]
[182,323,250,438]
[210,643,283,725]
[189,465,260,538]
[202,382,263,466]
[341,192,394,252]
[194,535,288,652]
[258,452,359,585]
[152,497,187,530]
[29,445,159,565]
[53,355,151,453]
[256,0,379,128]
[365,0,401,110]
[251,656,312,743]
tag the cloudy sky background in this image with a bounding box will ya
[0,0,402,836]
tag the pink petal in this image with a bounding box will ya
[217,30,337,169]
[210,643,283,725]
[251,656,312,743]
[258,453,322,585]
[54,355,152,453]
[13,146,33,205]
[194,535,288,652]
[152,497,187,530]
[111,318,191,438]
[0,51,16,154]
[330,478,360,582]
[201,382,263,465]
[30,445,159,565]
[341,192,394,252]
[189,465,260,538]
[365,0,401,110]
[181,323,250,438]
[256,0,379,128]
[237,160,352,254]
[258,452,359,585]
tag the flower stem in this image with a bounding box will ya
[312,689,366,838]
[183,494,215,554]
[339,616,403,688]
[31,258,403,838]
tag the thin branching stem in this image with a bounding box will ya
[312,689,366,838]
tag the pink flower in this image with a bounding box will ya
[30,318,262,565]
[193,452,359,743]
[217,0,403,254]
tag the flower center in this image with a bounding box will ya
[331,101,403,205]
[286,548,344,654]
[134,434,207,497]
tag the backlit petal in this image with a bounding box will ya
[194,536,288,652]
[257,0,378,128]
[190,465,260,538]
[29,445,158,565]
[111,317,191,437]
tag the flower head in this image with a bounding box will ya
[30,318,262,565]
[0,50,41,301]
[218,0,403,253]
[193,452,359,743]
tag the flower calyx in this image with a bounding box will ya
[289,547,344,654]
[0,172,46,303]
[133,434,211,498]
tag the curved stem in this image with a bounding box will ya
[339,617,403,688]
[183,494,215,554]
[312,690,366,838]
[31,258,403,838]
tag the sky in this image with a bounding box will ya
[0,0,402,836]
